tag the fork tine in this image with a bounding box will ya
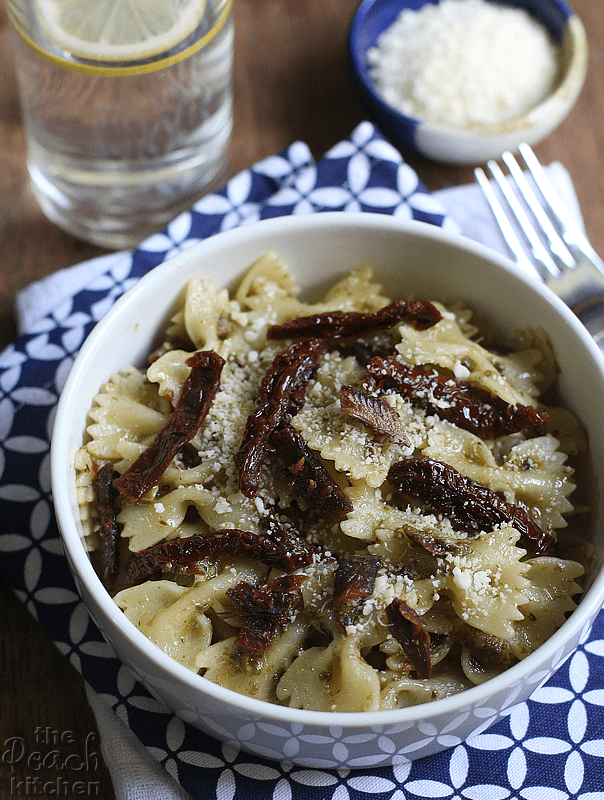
[518,142,604,273]
[477,146,604,350]
[485,158,561,278]
[474,166,540,277]
[501,150,575,268]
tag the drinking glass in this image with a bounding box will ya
[7,0,234,248]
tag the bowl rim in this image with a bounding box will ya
[348,0,588,138]
[51,211,604,728]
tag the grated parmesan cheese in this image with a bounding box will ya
[367,0,559,128]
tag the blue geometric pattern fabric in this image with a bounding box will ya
[1,122,603,799]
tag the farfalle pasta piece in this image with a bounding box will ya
[187,360,266,477]
[276,634,381,712]
[115,580,212,671]
[457,627,519,685]
[438,526,531,640]
[197,617,310,704]
[86,367,170,461]
[365,543,445,618]
[115,568,262,671]
[424,430,575,533]
[342,479,461,551]
[511,556,584,659]
[497,436,576,532]
[422,421,499,471]
[118,483,267,553]
[395,306,547,404]
[510,326,559,393]
[141,354,290,515]
[322,266,392,313]
[292,352,409,487]
[234,251,302,321]
[379,672,472,709]
[74,449,99,545]
[544,405,588,457]
[118,490,200,553]
[147,349,201,404]
[340,481,407,542]
[182,277,235,355]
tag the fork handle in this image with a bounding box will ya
[552,261,604,351]
[574,300,604,352]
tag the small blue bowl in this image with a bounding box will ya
[349,0,588,164]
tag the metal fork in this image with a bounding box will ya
[475,143,604,352]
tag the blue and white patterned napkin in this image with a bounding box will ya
[2,122,604,800]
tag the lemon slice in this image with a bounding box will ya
[35,0,208,62]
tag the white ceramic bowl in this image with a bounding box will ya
[349,0,588,165]
[51,213,604,769]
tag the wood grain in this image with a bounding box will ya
[1,1,603,797]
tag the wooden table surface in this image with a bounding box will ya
[1,0,603,796]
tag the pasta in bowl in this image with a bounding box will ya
[51,213,604,766]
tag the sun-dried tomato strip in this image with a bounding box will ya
[386,598,432,679]
[388,457,554,555]
[235,339,327,497]
[259,510,320,568]
[114,350,225,503]
[334,554,381,632]
[126,526,317,583]
[365,357,549,439]
[406,530,457,559]
[340,384,409,443]
[228,574,307,656]
[266,298,442,340]
[333,555,381,605]
[92,462,120,585]
[271,425,353,517]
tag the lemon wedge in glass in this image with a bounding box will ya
[35,0,208,62]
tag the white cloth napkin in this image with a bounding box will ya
[15,158,583,800]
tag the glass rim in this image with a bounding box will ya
[7,0,232,77]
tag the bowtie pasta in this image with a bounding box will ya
[74,253,587,712]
